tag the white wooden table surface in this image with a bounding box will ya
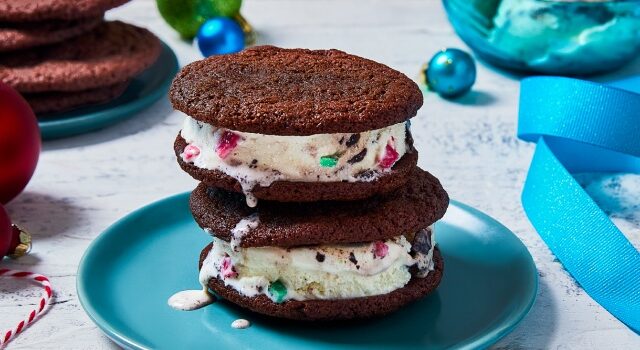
[2,0,639,349]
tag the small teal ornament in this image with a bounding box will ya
[425,48,476,98]
[196,17,245,56]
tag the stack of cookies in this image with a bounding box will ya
[0,0,161,114]
[170,46,449,320]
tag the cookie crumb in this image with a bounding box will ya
[349,252,358,265]
[346,134,360,147]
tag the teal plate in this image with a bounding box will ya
[77,193,537,350]
[38,41,179,140]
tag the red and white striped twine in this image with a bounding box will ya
[0,269,52,348]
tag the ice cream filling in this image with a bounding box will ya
[199,227,436,303]
[180,116,410,207]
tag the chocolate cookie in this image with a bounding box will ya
[189,167,449,247]
[0,17,102,52]
[24,81,129,114]
[169,46,423,136]
[0,21,160,93]
[175,134,418,203]
[0,0,128,22]
[199,243,444,321]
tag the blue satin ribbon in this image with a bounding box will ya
[518,76,640,333]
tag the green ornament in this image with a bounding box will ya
[156,0,242,39]
[268,280,287,303]
[320,155,338,168]
[212,0,242,17]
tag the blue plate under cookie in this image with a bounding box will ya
[37,41,179,140]
[77,193,537,350]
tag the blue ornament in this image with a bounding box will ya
[196,17,245,57]
[425,48,476,98]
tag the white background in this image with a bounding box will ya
[2,0,640,349]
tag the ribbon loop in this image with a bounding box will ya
[518,76,640,157]
[518,76,640,333]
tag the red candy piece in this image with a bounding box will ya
[378,138,399,169]
[182,144,200,162]
[373,241,389,259]
[221,256,237,278]
[216,131,240,159]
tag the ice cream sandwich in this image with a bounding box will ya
[191,168,448,320]
[171,46,423,206]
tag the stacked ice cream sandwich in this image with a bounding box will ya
[0,0,161,114]
[170,46,449,320]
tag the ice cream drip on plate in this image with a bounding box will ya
[167,288,216,311]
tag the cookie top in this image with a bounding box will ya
[190,167,449,248]
[170,46,423,136]
[0,16,102,52]
[0,21,161,93]
[0,0,128,22]
[201,244,444,321]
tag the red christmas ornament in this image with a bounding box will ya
[0,204,30,259]
[0,82,40,204]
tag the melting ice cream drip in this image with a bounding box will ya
[168,287,216,311]
[230,213,260,251]
[240,182,259,208]
[231,319,251,329]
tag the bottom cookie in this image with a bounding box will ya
[0,16,102,52]
[199,244,444,321]
[24,81,129,114]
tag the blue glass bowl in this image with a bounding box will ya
[443,0,640,75]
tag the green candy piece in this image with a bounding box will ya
[268,280,287,303]
[156,0,242,39]
[320,155,338,168]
